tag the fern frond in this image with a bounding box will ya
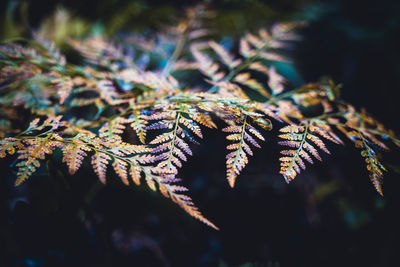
[340,107,396,150]
[208,41,241,69]
[129,112,148,144]
[91,152,112,184]
[62,142,91,175]
[52,76,73,104]
[146,104,206,176]
[336,128,387,195]
[129,165,142,186]
[224,115,265,187]
[189,112,217,129]
[32,33,66,65]
[99,117,129,142]
[112,158,129,185]
[120,70,180,94]
[234,72,271,98]
[149,112,185,173]
[0,138,19,158]
[15,161,38,186]
[18,137,62,166]
[206,80,248,99]
[357,133,386,196]
[14,136,62,185]
[248,63,286,95]
[274,100,303,123]
[239,23,299,60]
[267,66,285,95]
[68,36,135,70]
[191,44,225,81]
[278,120,340,183]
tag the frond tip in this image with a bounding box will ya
[144,171,219,230]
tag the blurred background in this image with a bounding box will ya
[1,0,400,266]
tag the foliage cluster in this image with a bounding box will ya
[1,4,399,229]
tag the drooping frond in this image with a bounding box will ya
[15,134,63,185]
[142,170,219,230]
[62,142,91,175]
[356,132,386,196]
[6,116,65,186]
[146,104,203,175]
[279,120,342,183]
[335,126,387,196]
[223,114,267,187]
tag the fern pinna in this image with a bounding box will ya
[1,5,399,229]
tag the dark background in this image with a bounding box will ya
[1,0,400,266]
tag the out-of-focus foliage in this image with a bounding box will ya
[1,2,399,230]
[1,0,313,41]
